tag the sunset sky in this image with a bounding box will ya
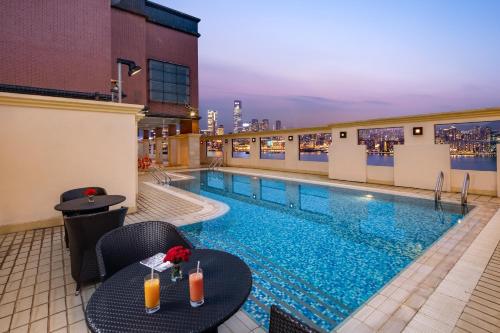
[162,0,500,131]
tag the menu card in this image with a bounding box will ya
[140,253,173,272]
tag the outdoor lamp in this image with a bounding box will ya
[413,127,423,135]
[340,131,347,138]
[288,136,294,141]
[116,58,142,103]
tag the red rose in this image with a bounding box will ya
[84,188,97,196]
[163,246,191,264]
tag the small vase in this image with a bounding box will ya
[171,263,182,282]
[88,195,95,203]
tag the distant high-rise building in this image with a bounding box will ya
[242,122,251,132]
[216,125,224,136]
[261,119,270,131]
[251,119,259,132]
[207,110,218,135]
[233,100,243,133]
[275,120,282,130]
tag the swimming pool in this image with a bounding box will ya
[170,170,464,331]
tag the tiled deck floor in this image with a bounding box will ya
[1,168,500,333]
[0,177,262,333]
[455,241,500,333]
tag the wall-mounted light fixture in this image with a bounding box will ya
[288,135,294,141]
[116,58,142,103]
[252,138,256,142]
[340,131,347,138]
[224,139,228,144]
[413,127,423,136]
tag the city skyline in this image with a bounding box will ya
[161,0,500,130]
[205,100,283,134]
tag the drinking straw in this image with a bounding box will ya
[197,261,200,274]
[151,266,154,280]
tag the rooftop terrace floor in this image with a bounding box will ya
[1,167,500,332]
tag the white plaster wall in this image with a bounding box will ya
[394,144,451,191]
[451,170,497,196]
[0,104,139,227]
[367,166,394,185]
[329,143,367,182]
[223,132,329,174]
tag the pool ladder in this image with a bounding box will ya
[434,171,444,202]
[461,172,470,206]
[209,157,224,170]
[434,170,470,207]
[150,166,172,186]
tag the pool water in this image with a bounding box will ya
[171,171,464,332]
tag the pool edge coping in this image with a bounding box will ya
[163,168,499,333]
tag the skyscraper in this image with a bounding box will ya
[233,100,242,133]
[275,120,282,130]
[207,110,218,135]
[216,125,224,135]
[261,119,270,131]
[251,119,259,132]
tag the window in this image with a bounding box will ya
[232,138,250,158]
[299,133,332,162]
[206,139,223,158]
[148,60,190,104]
[260,136,285,160]
[435,121,500,171]
[358,127,404,166]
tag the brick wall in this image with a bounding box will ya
[0,0,111,94]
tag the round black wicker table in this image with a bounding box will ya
[85,249,253,333]
[54,195,126,213]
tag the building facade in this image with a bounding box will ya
[0,0,200,134]
[233,100,243,133]
[251,119,260,132]
[275,120,282,130]
[217,125,225,135]
[261,119,270,131]
[207,110,218,135]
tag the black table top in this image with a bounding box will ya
[54,195,126,212]
[85,249,253,333]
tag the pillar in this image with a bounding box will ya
[142,129,150,158]
[180,119,192,134]
[168,124,177,136]
[154,127,163,165]
[191,119,200,134]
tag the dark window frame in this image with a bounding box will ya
[148,59,190,105]
[232,138,251,159]
[298,133,332,162]
[260,136,286,160]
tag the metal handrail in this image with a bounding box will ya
[461,172,470,206]
[209,157,223,170]
[150,167,172,185]
[434,171,444,202]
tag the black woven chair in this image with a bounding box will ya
[96,221,194,282]
[64,207,127,294]
[269,305,320,333]
[60,187,108,248]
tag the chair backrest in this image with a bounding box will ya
[61,187,107,203]
[269,305,320,333]
[64,207,128,282]
[96,221,194,281]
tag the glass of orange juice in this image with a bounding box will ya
[144,273,160,313]
[189,268,204,307]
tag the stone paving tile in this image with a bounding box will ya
[0,173,259,333]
